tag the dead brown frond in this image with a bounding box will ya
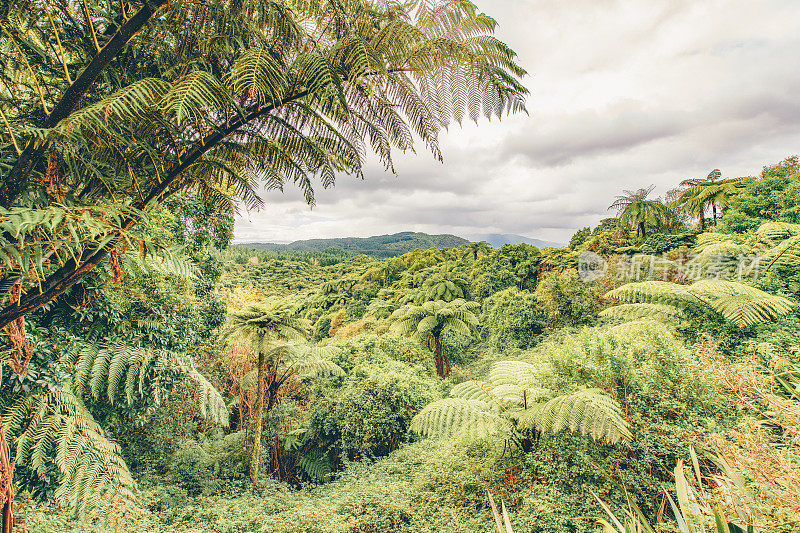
[697,336,800,528]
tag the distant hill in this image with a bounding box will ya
[239,232,469,258]
[467,233,564,249]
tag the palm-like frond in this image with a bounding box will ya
[70,342,229,427]
[409,398,508,439]
[488,360,541,389]
[5,391,138,522]
[600,303,688,322]
[239,344,345,388]
[450,380,494,402]
[756,221,800,242]
[761,234,800,273]
[160,70,231,128]
[693,279,795,328]
[177,358,230,427]
[604,279,794,327]
[411,360,630,445]
[518,389,632,444]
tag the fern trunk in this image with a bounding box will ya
[249,351,267,485]
[1,419,13,533]
[434,336,450,378]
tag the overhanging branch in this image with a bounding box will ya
[0,0,168,208]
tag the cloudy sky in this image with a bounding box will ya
[234,0,800,244]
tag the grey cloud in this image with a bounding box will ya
[234,0,800,244]
[504,104,689,167]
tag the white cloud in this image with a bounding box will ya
[234,0,800,244]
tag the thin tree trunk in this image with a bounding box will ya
[434,336,450,378]
[712,201,717,225]
[1,419,14,533]
[699,213,705,231]
[249,351,267,485]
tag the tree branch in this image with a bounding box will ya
[0,90,311,329]
[0,0,167,208]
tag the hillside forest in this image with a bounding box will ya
[1,1,800,533]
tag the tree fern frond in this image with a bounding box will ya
[54,78,170,136]
[605,281,697,307]
[226,48,288,107]
[298,448,331,482]
[7,391,139,522]
[176,357,230,428]
[410,398,507,439]
[600,303,687,321]
[160,70,231,127]
[605,279,794,327]
[691,279,795,327]
[488,360,542,389]
[71,343,228,426]
[756,221,800,243]
[522,389,631,445]
[292,358,345,378]
[450,380,493,402]
[761,234,800,273]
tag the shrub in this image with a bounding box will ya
[535,270,596,328]
[330,361,439,459]
[480,287,547,349]
[164,431,249,496]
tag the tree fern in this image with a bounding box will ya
[238,343,344,390]
[390,298,480,377]
[0,0,527,330]
[298,448,332,483]
[5,391,138,523]
[411,360,631,445]
[603,279,794,327]
[410,398,508,439]
[70,342,229,427]
[517,389,632,445]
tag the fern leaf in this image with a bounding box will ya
[600,303,687,321]
[160,70,230,127]
[450,380,493,402]
[410,398,507,439]
[522,389,631,445]
[8,391,139,522]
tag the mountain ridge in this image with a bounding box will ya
[238,231,564,258]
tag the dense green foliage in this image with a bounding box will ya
[1,0,798,529]
[241,232,469,257]
[5,154,799,533]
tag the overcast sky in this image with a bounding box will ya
[234,0,800,244]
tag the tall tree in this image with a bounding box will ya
[224,299,341,484]
[678,169,745,228]
[0,0,528,330]
[608,185,671,238]
[390,298,479,378]
[462,241,492,260]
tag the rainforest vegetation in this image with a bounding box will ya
[1,1,800,532]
